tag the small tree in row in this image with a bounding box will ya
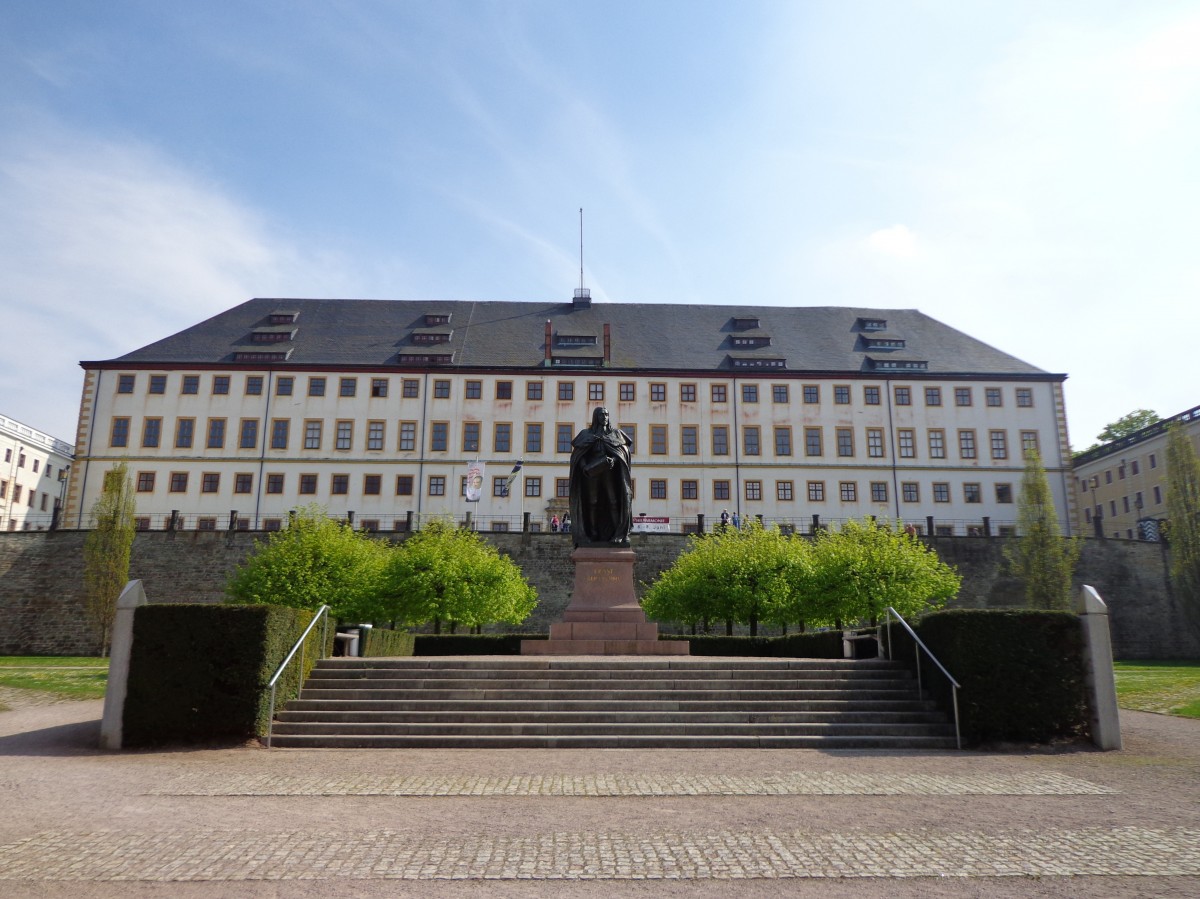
[83,462,137,656]
[641,518,960,633]
[226,509,537,630]
[1004,449,1080,610]
[1166,423,1200,606]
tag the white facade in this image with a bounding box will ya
[66,367,1073,536]
[0,413,74,531]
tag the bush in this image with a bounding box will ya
[909,609,1089,745]
[123,604,331,746]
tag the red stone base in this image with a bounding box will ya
[521,547,689,656]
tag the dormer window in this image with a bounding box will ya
[864,337,905,350]
[424,313,452,326]
[731,356,786,369]
[556,334,597,347]
[869,357,927,371]
[412,331,452,345]
[732,316,760,331]
[234,349,292,362]
[268,310,299,325]
[732,335,772,348]
[251,329,296,343]
[858,317,887,331]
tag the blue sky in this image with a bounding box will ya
[2,1,1197,448]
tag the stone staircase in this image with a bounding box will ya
[269,657,958,749]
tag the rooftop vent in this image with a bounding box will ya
[268,309,299,325]
[858,317,887,331]
[732,316,760,331]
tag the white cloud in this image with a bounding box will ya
[866,224,918,260]
[0,127,364,440]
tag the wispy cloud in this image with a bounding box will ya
[0,126,362,439]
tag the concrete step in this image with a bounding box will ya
[272,656,958,750]
[282,698,942,714]
[300,676,919,692]
[271,720,955,738]
[267,733,959,750]
[277,709,949,725]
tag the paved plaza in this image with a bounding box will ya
[1,690,1198,898]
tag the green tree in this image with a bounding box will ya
[378,520,536,631]
[83,462,137,656]
[226,505,387,619]
[1005,449,1080,609]
[1165,423,1200,603]
[642,521,811,635]
[808,518,960,624]
[1097,409,1159,444]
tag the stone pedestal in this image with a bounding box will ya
[521,547,689,655]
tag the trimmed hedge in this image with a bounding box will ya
[412,632,843,657]
[123,604,331,746]
[907,609,1089,746]
[414,634,547,655]
[661,632,844,658]
[362,627,416,657]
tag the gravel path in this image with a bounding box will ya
[1,690,1198,898]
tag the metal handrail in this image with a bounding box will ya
[884,606,962,750]
[265,605,330,748]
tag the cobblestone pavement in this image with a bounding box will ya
[2,826,1198,881]
[2,695,1199,898]
[150,770,1116,796]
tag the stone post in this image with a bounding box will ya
[99,579,148,750]
[1077,584,1122,750]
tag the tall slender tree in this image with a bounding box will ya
[83,462,136,655]
[1165,423,1200,604]
[1005,449,1080,609]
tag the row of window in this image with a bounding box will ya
[108,415,1042,461]
[130,469,1015,506]
[1082,486,1164,522]
[113,372,1038,409]
[1,447,65,481]
[0,480,54,510]
[1078,452,1158,491]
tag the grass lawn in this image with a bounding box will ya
[0,657,110,703]
[1114,661,1200,719]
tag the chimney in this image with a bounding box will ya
[544,320,552,363]
[603,323,611,363]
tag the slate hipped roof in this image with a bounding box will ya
[89,297,1058,378]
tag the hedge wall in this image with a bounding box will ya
[411,632,843,657]
[123,604,330,746]
[661,632,844,658]
[362,627,416,657]
[414,634,547,655]
[906,609,1089,746]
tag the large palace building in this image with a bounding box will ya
[64,294,1075,535]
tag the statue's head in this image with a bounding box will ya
[591,407,610,431]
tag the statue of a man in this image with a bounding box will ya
[569,407,633,548]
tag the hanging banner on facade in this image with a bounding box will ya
[632,515,670,533]
[465,460,485,503]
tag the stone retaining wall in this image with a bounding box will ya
[1,530,1196,658]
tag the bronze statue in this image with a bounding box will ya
[569,407,633,548]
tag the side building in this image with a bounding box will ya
[1072,404,1200,540]
[64,295,1074,536]
[1,413,74,531]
